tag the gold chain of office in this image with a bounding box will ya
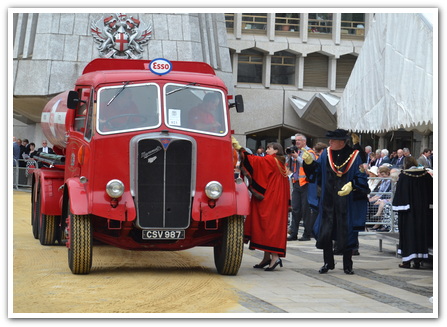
[330,151,355,170]
[274,158,289,177]
[401,170,429,178]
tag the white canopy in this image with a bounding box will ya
[337,13,434,134]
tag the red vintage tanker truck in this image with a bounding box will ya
[31,58,250,275]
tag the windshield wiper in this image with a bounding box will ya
[107,81,130,106]
[166,83,198,96]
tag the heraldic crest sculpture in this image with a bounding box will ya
[91,13,152,59]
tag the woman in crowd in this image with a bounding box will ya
[368,166,392,230]
[232,137,290,271]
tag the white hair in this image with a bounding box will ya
[295,133,306,141]
[381,149,389,156]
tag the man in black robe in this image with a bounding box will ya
[303,129,370,275]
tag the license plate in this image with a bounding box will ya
[142,230,185,240]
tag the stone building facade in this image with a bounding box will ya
[12,11,427,155]
[12,12,233,146]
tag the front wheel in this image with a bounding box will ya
[68,212,93,274]
[213,215,244,275]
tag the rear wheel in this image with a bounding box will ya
[39,214,59,245]
[31,183,40,239]
[68,210,92,274]
[213,215,244,275]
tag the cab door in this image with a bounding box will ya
[65,87,94,180]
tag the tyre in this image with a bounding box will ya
[68,212,93,274]
[39,214,58,245]
[213,215,244,275]
[31,183,40,239]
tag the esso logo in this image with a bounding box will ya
[149,58,172,75]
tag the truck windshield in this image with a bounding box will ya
[97,83,160,134]
[164,84,227,136]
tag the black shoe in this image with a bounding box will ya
[265,259,283,271]
[344,268,355,275]
[319,263,335,274]
[352,249,360,256]
[253,260,271,269]
[298,236,310,241]
[287,235,298,241]
[399,261,411,269]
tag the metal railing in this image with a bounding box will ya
[12,158,36,189]
[364,177,397,233]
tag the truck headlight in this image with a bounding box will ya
[106,179,125,198]
[205,181,223,199]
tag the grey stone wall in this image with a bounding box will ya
[13,12,233,97]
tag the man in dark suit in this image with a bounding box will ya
[391,149,405,169]
[36,140,54,168]
[37,140,54,154]
[377,149,391,166]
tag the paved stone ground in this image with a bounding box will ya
[12,188,436,317]
[192,230,436,317]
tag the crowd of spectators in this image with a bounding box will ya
[12,136,54,186]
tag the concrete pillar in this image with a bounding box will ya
[267,13,275,41]
[264,54,271,88]
[232,52,239,87]
[365,13,373,37]
[377,134,387,150]
[297,55,304,90]
[13,13,27,59]
[300,13,308,43]
[235,13,242,39]
[328,56,337,91]
[333,13,341,45]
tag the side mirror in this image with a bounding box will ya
[229,94,244,113]
[67,90,86,109]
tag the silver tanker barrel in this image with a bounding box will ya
[40,91,74,152]
[34,152,66,168]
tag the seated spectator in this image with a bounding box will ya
[391,149,405,169]
[368,166,392,231]
[367,166,380,191]
[368,151,377,168]
[373,149,381,166]
[376,149,391,167]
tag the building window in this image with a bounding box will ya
[275,13,300,34]
[271,51,296,85]
[303,52,328,88]
[246,126,299,154]
[341,13,365,37]
[237,49,264,84]
[336,54,357,88]
[225,13,234,29]
[308,13,333,35]
[241,13,267,33]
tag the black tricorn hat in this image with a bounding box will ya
[325,129,349,140]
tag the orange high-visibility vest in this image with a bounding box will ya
[298,148,316,186]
